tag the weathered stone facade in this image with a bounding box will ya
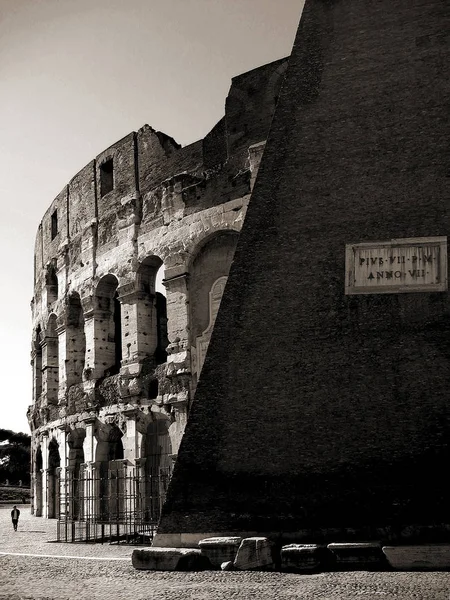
[28,57,289,521]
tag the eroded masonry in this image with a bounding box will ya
[28,58,288,537]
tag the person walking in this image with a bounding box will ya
[11,505,20,531]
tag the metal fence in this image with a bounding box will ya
[56,462,171,544]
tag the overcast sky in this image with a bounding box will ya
[0,0,304,434]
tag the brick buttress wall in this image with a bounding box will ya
[156,0,450,545]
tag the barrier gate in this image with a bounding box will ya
[56,463,171,544]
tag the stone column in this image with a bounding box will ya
[57,427,68,518]
[118,283,158,367]
[31,345,43,405]
[41,333,59,406]
[82,418,98,520]
[121,410,146,520]
[121,409,144,464]
[57,321,67,404]
[163,269,190,351]
[41,433,49,518]
[81,296,113,381]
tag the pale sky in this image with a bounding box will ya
[0,0,304,434]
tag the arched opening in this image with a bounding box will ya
[95,425,124,521]
[44,315,59,405]
[47,439,61,518]
[33,326,43,403]
[45,264,58,305]
[66,292,86,387]
[188,230,239,382]
[95,275,122,376]
[137,256,168,365]
[140,415,172,521]
[34,446,43,517]
[67,429,85,520]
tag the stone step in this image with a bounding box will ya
[327,542,387,570]
[280,544,327,573]
[132,547,211,571]
[382,545,450,570]
[198,536,242,568]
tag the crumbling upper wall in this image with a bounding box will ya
[32,58,289,307]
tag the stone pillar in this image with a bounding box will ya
[118,284,158,367]
[41,433,49,518]
[31,346,43,405]
[81,296,113,380]
[82,418,98,520]
[57,427,68,518]
[164,269,190,350]
[57,322,67,403]
[122,409,143,464]
[41,333,59,406]
[248,141,266,191]
[168,396,189,457]
[82,419,97,464]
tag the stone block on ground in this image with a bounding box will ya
[327,542,386,570]
[132,547,211,571]
[233,537,275,571]
[281,544,326,573]
[382,545,450,570]
[198,536,242,568]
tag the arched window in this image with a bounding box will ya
[44,315,59,405]
[47,439,61,519]
[188,230,239,378]
[95,275,122,376]
[34,446,43,517]
[66,292,86,387]
[45,264,58,305]
[33,326,43,402]
[67,429,85,520]
[137,256,168,365]
[95,425,124,521]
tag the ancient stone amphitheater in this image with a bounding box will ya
[28,58,288,540]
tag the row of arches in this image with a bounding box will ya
[34,416,173,520]
[33,259,167,404]
[33,230,241,407]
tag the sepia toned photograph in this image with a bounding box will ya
[1,0,450,598]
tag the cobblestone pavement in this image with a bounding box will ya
[1,506,450,599]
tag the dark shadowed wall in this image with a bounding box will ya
[156,0,450,544]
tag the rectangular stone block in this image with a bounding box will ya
[198,536,242,568]
[233,537,275,571]
[132,547,210,571]
[281,544,326,573]
[382,545,450,571]
[327,542,385,570]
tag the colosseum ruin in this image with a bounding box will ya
[28,57,288,540]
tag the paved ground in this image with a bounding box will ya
[1,505,450,600]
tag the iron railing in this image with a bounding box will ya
[56,462,171,544]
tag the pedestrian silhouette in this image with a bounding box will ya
[11,506,20,531]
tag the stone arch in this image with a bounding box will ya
[135,256,168,365]
[264,60,289,107]
[34,446,43,516]
[140,413,173,521]
[185,225,241,272]
[95,425,124,521]
[66,292,86,387]
[45,263,58,305]
[67,429,85,520]
[47,438,60,518]
[95,274,122,376]
[187,230,240,379]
